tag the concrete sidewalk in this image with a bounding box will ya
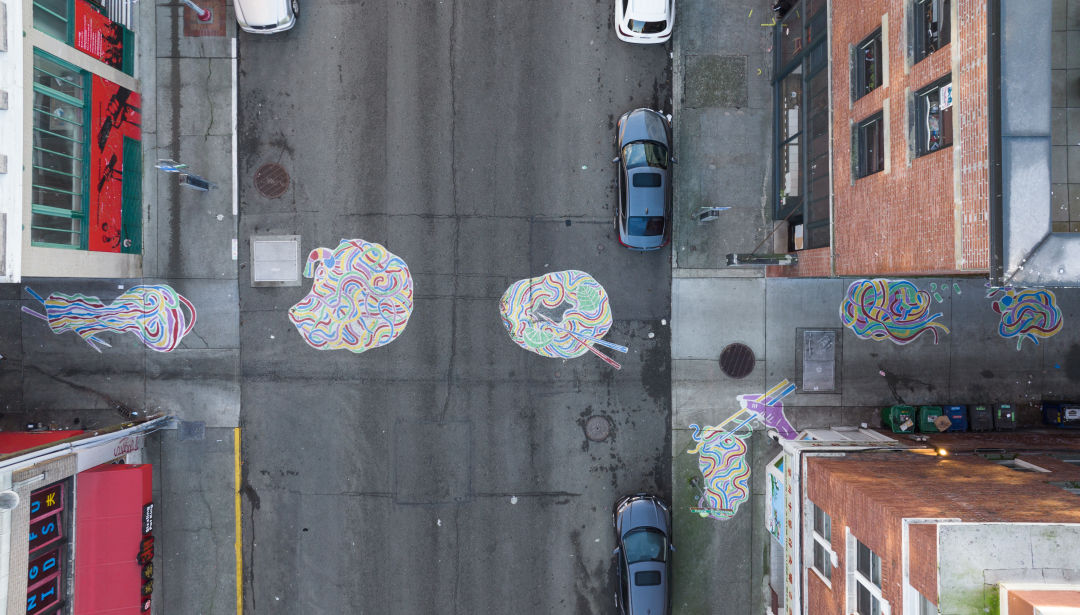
[140,1,241,613]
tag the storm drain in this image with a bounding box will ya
[584,415,612,442]
[719,343,755,379]
[254,163,290,198]
[250,235,302,287]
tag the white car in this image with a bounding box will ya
[234,0,297,34]
[615,0,674,44]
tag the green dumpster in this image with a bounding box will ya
[918,405,946,432]
[882,405,916,433]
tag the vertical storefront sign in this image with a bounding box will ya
[74,0,128,71]
[139,504,155,611]
[28,483,67,615]
[89,76,141,252]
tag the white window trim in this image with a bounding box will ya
[845,528,892,615]
[807,501,835,588]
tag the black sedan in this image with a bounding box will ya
[613,493,673,615]
[613,109,674,251]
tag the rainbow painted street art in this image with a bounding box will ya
[499,270,624,368]
[987,286,1064,350]
[22,285,196,353]
[839,278,950,345]
[687,380,797,520]
[289,239,414,353]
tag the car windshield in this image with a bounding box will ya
[623,142,668,170]
[623,528,668,564]
[627,216,665,237]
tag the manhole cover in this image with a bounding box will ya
[584,415,612,442]
[719,343,755,379]
[254,163,289,198]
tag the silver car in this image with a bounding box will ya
[613,494,673,615]
[234,0,297,34]
[613,109,674,251]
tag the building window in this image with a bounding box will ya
[917,590,937,615]
[855,29,883,99]
[856,112,886,178]
[913,0,951,64]
[846,531,890,615]
[855,539,883,614]
[33,0,71,42]
[995,458,1050,473]
[810,502,832,582]
[31,50,89,249]
[915,76,953,157]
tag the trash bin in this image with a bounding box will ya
[994,404,1017,431]
[882,405,916,433]
[918,405,946,432]
[1042,402,1080,428]
[969,405,993,432]
[943,405,968,432]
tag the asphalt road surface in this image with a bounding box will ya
[237,1,672,612]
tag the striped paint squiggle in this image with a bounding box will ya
[289,239,414,353]
[987,286,1064,350]
[839,278,949,345]
[499,270,612,359]
[24,285,196,353]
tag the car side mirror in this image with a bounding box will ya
[612,547,620,556]
[612,157,620,164]
[671,157,678,165]
[670,544,676,552]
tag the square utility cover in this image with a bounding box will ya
[250,235,302,287]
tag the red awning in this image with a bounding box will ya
[74,464,153,615]
[0,431,84,454]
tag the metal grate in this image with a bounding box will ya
[254,163,290,198]
[250,235,302,287]
[104,0,135,29]
[178,420,206,441]
[719,343,755,379]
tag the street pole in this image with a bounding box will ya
[180,0,212,22]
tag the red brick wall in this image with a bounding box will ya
[908,523,938,603]
[821,0,989,276]
[767,246,831,277]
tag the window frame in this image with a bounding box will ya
[912,0,951,64]
[913,75,953,157]
[855,112,886,179]
[846,530,891,615]
[809,501,833,584]
[855,29,883,100]
[916,589,937,615]
[30,48,90,250]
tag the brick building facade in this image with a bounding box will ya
[766,0,1073,284]
[771,431,1080,615]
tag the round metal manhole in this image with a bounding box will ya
[254,163,290,198]
[719,343,756,379]
[584,415,613,442]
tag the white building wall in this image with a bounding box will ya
[937,523,1080,615]
[0,0,25,283]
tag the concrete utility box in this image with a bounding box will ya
[250,235,302,287]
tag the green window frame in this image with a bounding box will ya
[33,0,75,44]
[30,49,90,250]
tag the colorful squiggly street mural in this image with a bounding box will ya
[288,239,414,353]
[687,380,797,520]
[839,278,950,344]
[987,286,1064,350]
[22,285,196,353]
[499,270,621,367]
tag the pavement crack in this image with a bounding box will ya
[24,365,139,419]
[441,0,460,423]
[204,58,216,139]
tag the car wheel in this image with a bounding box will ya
[291,0,299,16]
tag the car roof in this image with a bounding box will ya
[627,560,667,615]
[626,169,667,220]
[626,0,668,21]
